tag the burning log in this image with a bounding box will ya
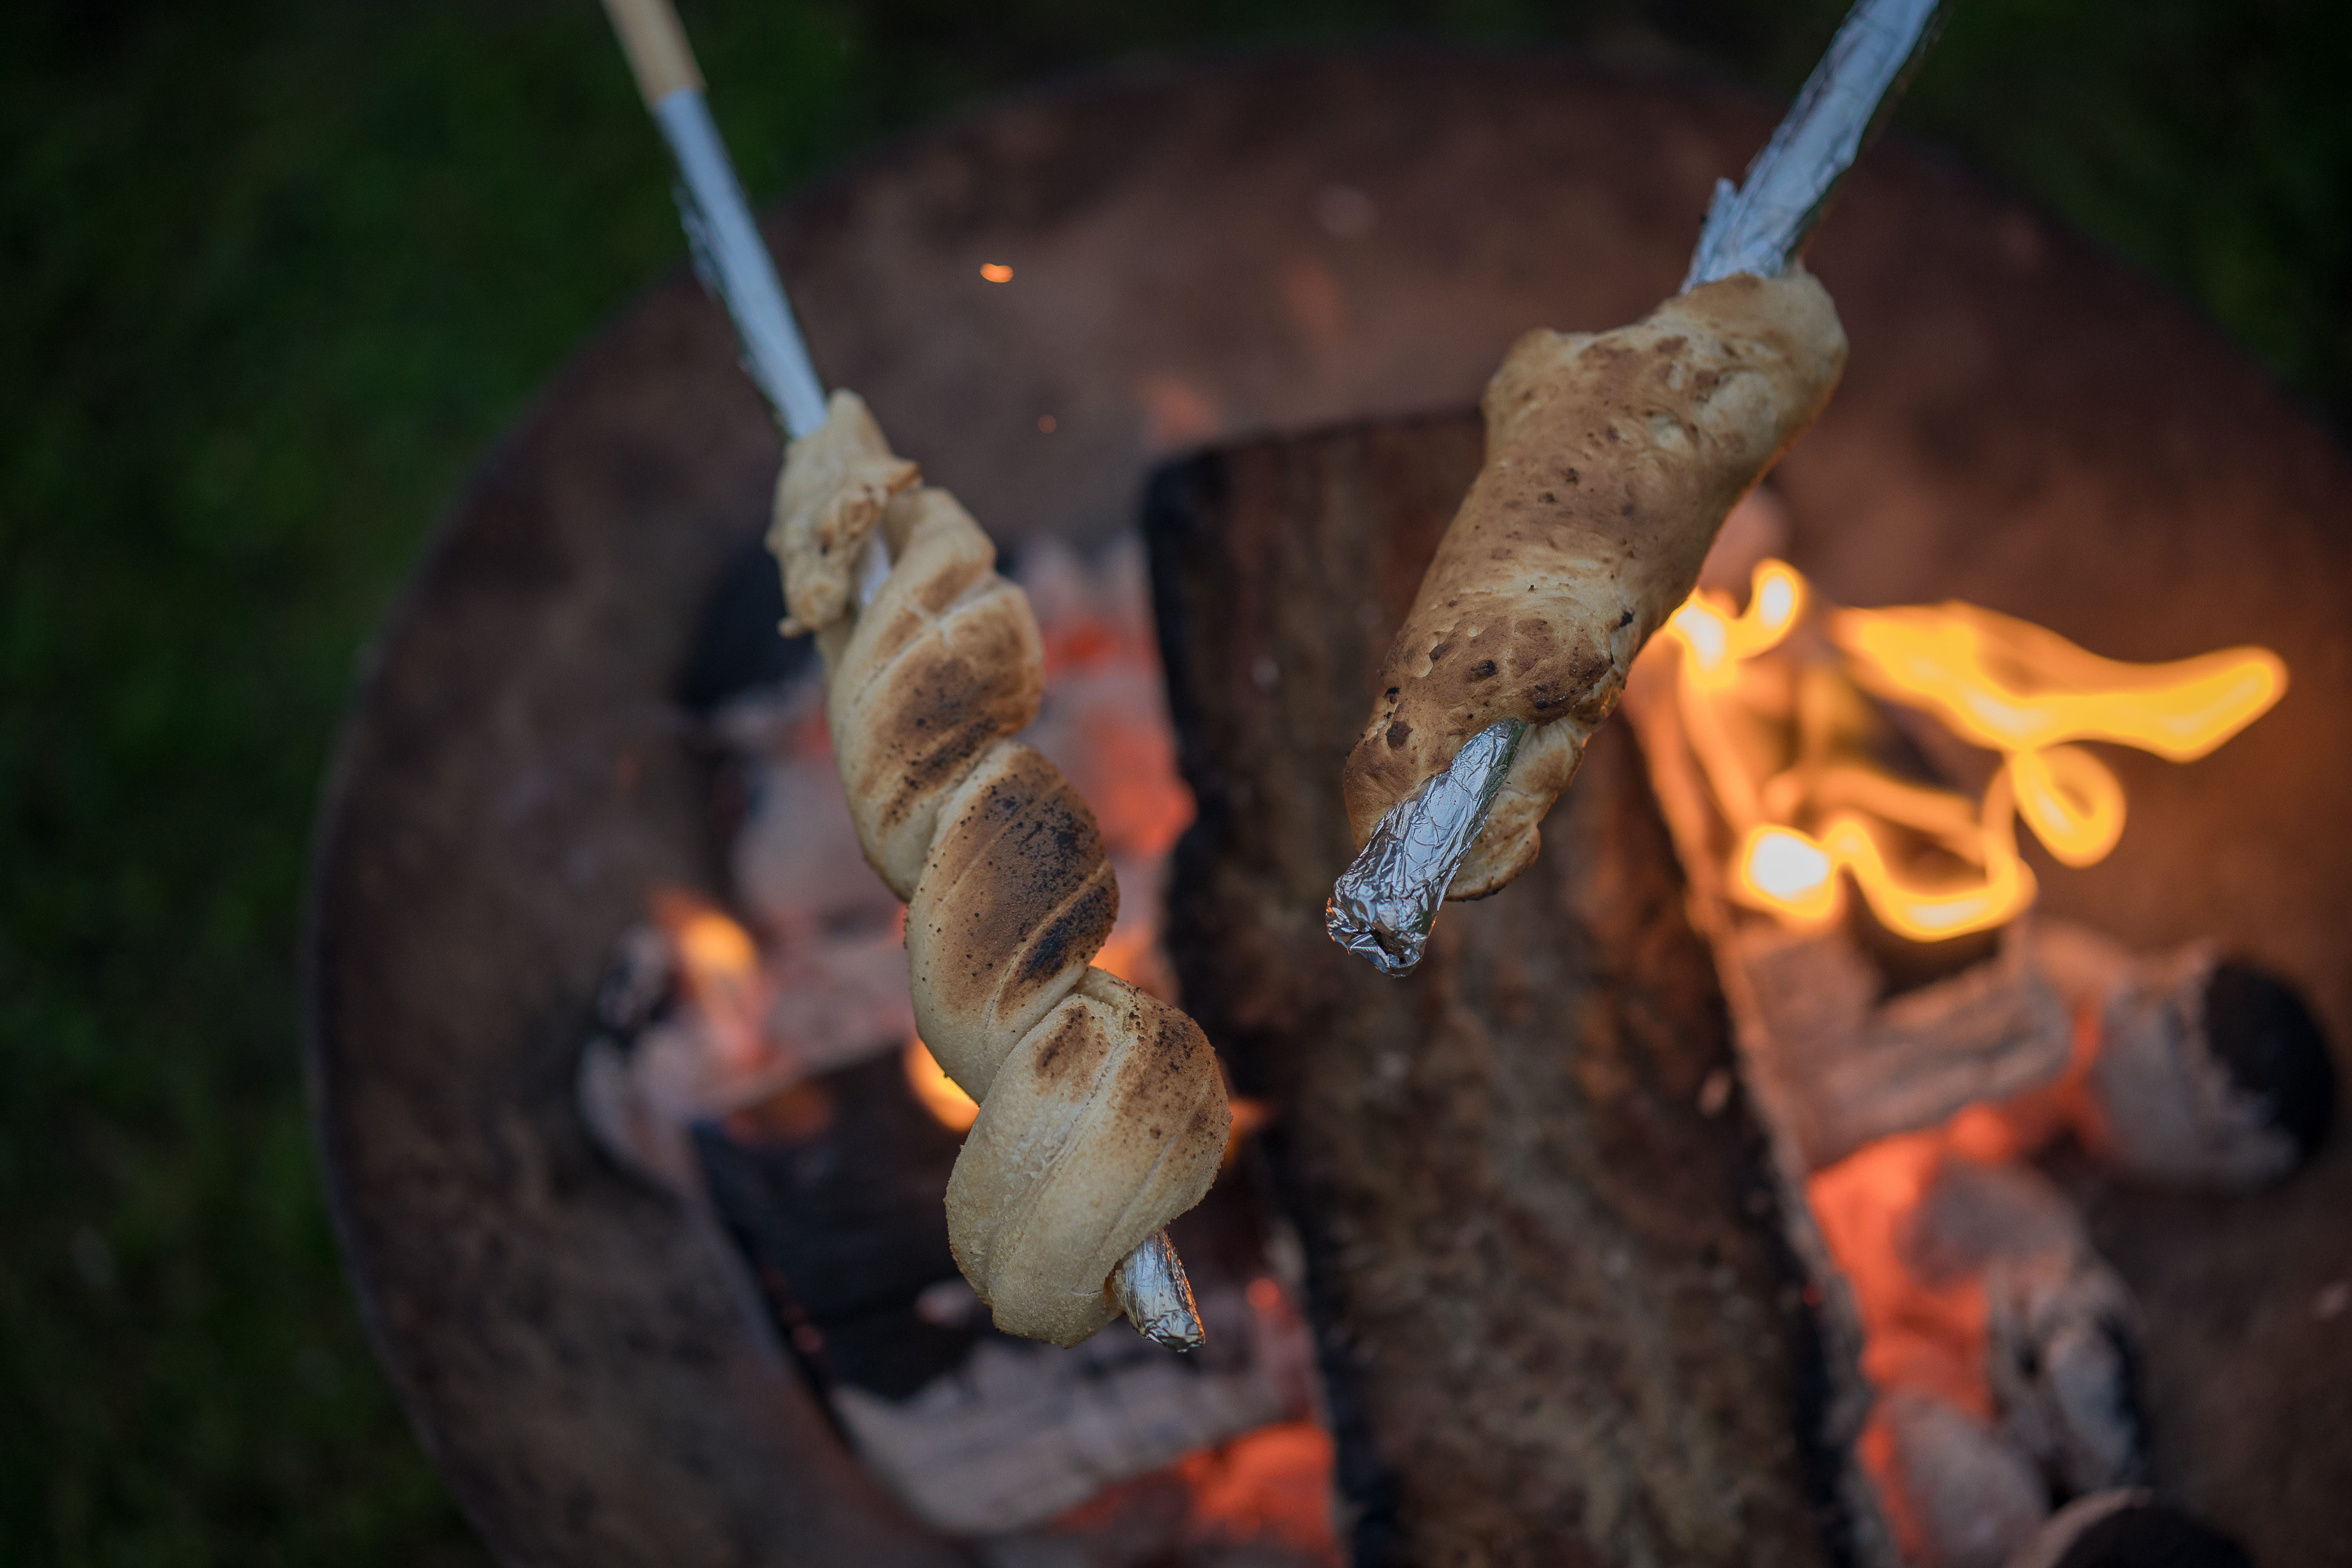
[1147,415,1868,1568]
[1609,486,2325,1560]
[1724,915,2336,1191]
[1142,407,2326,1567]
[1728,920,2073,1174]
[2039,926,2337,1192]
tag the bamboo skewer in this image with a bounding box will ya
[597,0,1204,1352]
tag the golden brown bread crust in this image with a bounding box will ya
[783,406,1229,1347]
[1342,270,1848,895]
[908,743,1121,1100]
[826,488,1044,898]
[946,971,1227,1346]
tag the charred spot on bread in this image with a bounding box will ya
[1027,1005,1104,1087]
[1011,875,1117,1003]
[917,747,1116,1027]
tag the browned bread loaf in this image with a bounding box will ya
[1341,270,1848,896]
[775,392,1230,1346]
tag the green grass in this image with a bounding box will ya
[2,1,2343,1563]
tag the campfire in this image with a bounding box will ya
[306,44,2352,1568]
[1618,490,2320,1566]
[1645,498,2285,942]
[576,473,2327,1568]
[534,19,2326,1543]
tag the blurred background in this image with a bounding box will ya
[2,1,2345,1563]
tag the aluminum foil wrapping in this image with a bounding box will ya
[1325,0,1950,978]
[1326,719,1526,977]
[1111,1228,1205,1352]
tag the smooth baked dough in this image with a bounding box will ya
[780,404,1230,1346]
[1341,269,1848,895]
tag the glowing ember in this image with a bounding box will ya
[1808,1133,1993,1423]
[1651,559,2285,941]
[1172,1422,1338,1557]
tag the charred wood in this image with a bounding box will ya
[1146,415,1859,1568]
[2004,1490,2253,1568]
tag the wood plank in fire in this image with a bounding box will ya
[1143,413,1881,1568]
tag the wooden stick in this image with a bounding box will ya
[601,0,704,107]
[596,1,1207,1350]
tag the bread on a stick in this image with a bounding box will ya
[774,391,1231,1347]
[1341,270,1848,896]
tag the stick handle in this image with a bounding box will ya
[596,0,829,436]
[601,0,704,107]
[1685,0,1950,288]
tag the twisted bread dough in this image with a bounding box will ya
[1341,270,1848,897]
[773,392,1231,1347]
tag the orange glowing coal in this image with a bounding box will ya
[1808,1134,1992,1421]
[1808,1132,1994,1564]
[1652,561,2285,942]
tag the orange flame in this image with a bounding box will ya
[1654,562,2285,941]
[1665,557,1807,690]
[904,1038,979,1132]
[1833,604,2283,870]
[650,887,768,1067]
[1092,924,1167,995]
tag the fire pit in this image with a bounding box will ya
[305,51,2352,1567]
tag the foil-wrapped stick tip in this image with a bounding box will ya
[1327,720,1527,978]
[1110,1229,1204,1352]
